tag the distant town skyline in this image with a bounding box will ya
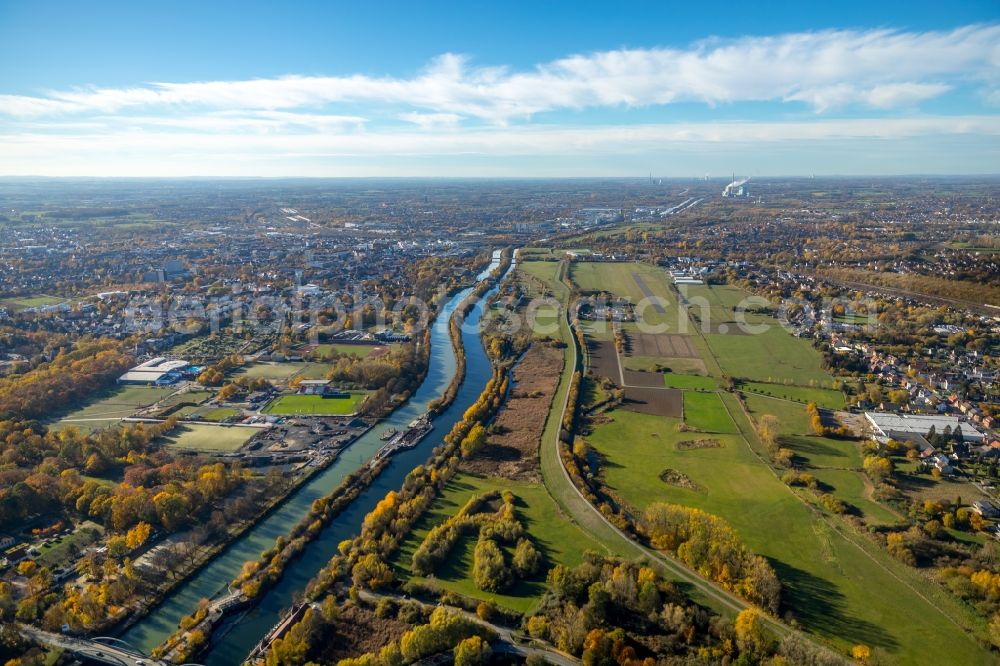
[1,0,998,176]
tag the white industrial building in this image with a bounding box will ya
[865,412,984,443]
[118,357,190,385]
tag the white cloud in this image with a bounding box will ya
[106,110,367,133]
[398,112,463,129]
[3,115,997,176]
[2,116,997,165]
[785,82,953,112]
[1,25,997,121]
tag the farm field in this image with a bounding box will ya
[585,405,991,663]
[159,423,257,452]
[704,327,834,386]
[740,381,845,409]
[571,262,706,375]
[51,385,177,431]
[391,473,605,613]
[621,354,707,374]
[621,385,682,417]
[682,392,738,433]
[518,261,566,337]
[262,392,367,415]
[680,283,772,331]
[570,262,682,331]
[522,259,631,562]
[675,282,835,387]
[663,373,718,390]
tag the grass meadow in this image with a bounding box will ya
[391,473,605,614]
[586,405,991,663]
[704,328,834,386]
[740,381,845,409]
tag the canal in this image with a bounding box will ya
[123,250,508,664]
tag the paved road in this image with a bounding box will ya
[357,590,578,666]
[20,625,165,666]
[630,272,667,314]
[539,302,745,615]
[543,306,810,638]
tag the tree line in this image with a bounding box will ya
[0,338,131,420]
[259,365,512,664]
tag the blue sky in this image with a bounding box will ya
[1,0,998,176]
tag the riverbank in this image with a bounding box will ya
[151,453,394,662]
[202,255,513,665]
[110,437,354,637]
[145,258,513,660]
[121,252,508,660]
[430,248,513,416]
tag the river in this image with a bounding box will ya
[123,250,508,664]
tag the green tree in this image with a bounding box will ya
[454,635,492,666]
[513,538,542,577]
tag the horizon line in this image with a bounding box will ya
[3,173,1000,181]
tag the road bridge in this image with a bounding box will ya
[19,626,176,666]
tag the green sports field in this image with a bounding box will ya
[160,423,257,452]
[391,473,605,613]
[173,405,241,422]
[51,385,178,432]
[159,390,214,408]
[262,392,367,415]
[231,361,335,382]
[0,294,67,311]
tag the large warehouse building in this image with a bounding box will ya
[118,357,190,385]
[865,412,984,443]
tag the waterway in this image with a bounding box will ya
[123,250,508,664]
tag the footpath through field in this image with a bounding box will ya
[531,260,777,623]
